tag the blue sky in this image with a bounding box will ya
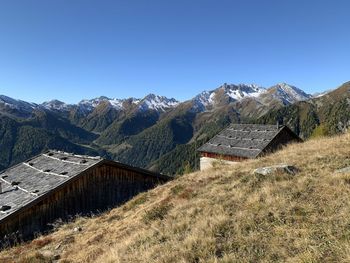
[0,0,349,103]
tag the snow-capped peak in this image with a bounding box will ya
[75,94,178,114]
[192,83,266,111]
[41,100,71,111]
[268,83,312,104]
[192,91,216,111]
[78,96,124,112]
[138,94,179,112]
[106,98,124,110]
[221,83,266,100]
[0,95,37,111]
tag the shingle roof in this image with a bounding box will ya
[197,124,286,158]
[0,150,171,224]
[0,150,103,222]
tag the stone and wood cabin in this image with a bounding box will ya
[197,124,302,170]
[0,150,170,245]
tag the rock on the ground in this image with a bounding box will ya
[336,166,350,174]
[73,227,82,232]
[253,164,299,176]
[41,250,54,258]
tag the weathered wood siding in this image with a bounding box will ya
[262,127,302,155]
[200,152,247,162]
[0,163,168,244]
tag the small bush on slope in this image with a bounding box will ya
[1,133,350,262]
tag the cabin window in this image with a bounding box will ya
[80,160,87,164]
[60,157,68,160]
[11,181,20,186]
[48,152,54,156]
[44,169,51,173]
[28,162,34,166]
[2,175,8,179]
[60,172,68,175]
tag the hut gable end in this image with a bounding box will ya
[260,126,303,156]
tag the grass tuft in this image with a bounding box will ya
[143,202,173,223]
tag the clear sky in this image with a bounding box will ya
[0,0,349,103]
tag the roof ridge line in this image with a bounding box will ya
[216,135,268,141]
[50,150,101,160]
[43,154,90,165]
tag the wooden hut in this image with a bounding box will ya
[0,150,170,245]
[197,124,302,170]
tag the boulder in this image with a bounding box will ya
[253,164,299,176]
[336,166,350,174]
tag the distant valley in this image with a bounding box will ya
[0,81,349,175]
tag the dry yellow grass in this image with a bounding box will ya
[1,132,350,262]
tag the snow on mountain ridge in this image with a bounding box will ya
[41,100,71,111]
[193,91,212,109]
[192,83,266,111]
[0,95,37,111]
[312,89,333,98]
[269,83,312,104]
[138,94,179,112]
[224,83,266,100]
[1,82,312,116]
[75,94,179,113]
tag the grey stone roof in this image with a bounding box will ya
[0,150,103,222]
[197,124,286,158]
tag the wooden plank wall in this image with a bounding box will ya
[0,164,168,245]
[263,128,301,155]
[200,152,247,162]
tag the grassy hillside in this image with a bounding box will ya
[1,132,350,262]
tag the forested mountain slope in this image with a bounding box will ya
[258,81,350,138]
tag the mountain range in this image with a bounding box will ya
[0,81,348,175]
